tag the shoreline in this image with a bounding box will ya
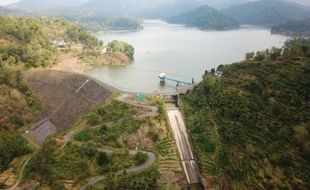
[51,53,182,96]
[50,53,133,95]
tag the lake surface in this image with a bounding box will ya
[85,20,289,93]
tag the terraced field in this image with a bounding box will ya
[156,136,187,189]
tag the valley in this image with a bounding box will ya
[0,0,310,189]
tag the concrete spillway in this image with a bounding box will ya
[165,97,203,188]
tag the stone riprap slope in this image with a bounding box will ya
[25,70,111,133]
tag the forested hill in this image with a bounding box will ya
[272,19,310,37]
[0,16,101,173]
[223,0,310,26]
[167,5,240,30]
[183,40,310,189]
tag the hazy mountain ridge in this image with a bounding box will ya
[272,19,310,37]
[8,0,87,10]
[167,5,240,30]
[6,0,310,12]
[6,0,310,25]
[223,0,310,26]
[0,5,24,15]
[7,0,250,11]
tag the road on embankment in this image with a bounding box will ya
[166,100,203,188]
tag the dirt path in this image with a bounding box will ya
[51,53,88,73]
[0,156,31,190]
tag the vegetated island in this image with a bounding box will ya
[79,40,134,66]
[182,39,310,189]
[272,19,310,37]
[167,5,240,30]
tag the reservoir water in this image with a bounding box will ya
[85,20,289,93]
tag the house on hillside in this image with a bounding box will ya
[214,70,223,77]
[50,39,67,51]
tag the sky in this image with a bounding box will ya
[0,0,20,6]
[0,0,309,7]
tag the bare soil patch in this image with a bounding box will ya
[52,53,88,73]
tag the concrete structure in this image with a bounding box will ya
[24,119,57,145]
[164,95,203,189]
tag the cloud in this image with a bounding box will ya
[0,0,21,6]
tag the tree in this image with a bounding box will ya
[303,142,310,159]
[217,64,224,71]
[211,68,215,75]
[134,152,147,166]
[34,139,57,182]
[99,124,108,134]
[270,47,282,60]
[254,51,266,61]
[97,107,107,117]
[0,130,31,172]
[87,113,101,125]
[245,52,254,61]
[80,143,98,158]
[97,152,109,166]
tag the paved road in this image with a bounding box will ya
[117,94,158,118]
[79,151,155,190]
[2,94,157,190]
[67,94,158,190]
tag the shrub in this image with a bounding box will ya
[97,152,109,166]
[74,130,91,142]
[134,152,147,166]
[147,131,159,142]
[80,143,98,158]
[87,113,101,125]
[9,115,24,127]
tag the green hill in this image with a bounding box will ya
[223,0,310,26]
[0,16,101,172]
[183,40,310,189]
[167,5,240,30]
[272,19,310,37]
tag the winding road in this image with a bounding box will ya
[67,94,158,190]
[2,94,158,190]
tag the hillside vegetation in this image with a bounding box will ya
[0,16,103,178]
[43,8,142,31]
[183,40,310,189]
[168,5,240,30]
[223,0,310,26]
[272,19,310,37]
[80,40,135,66]
[0,16,100,130]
